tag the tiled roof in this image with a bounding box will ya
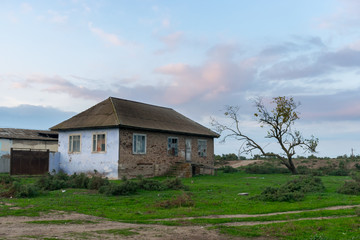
[51,97,219,137]
[0,128,58,141]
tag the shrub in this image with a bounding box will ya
[88,175,110,190]
[100,180,139,196]
[252,175,325,202]
[257,186,305,202]
[337,181,360,195]
[164,178,189,190]
[0,175,15,185]
[221,166,238,173]
[355,163,360,171]
[12,182,41,198]
[99,177,188,196]
[68,173,89,189]
[138,178,166,191]
[156,192,194,208]
[36,171,109,191]
[337,172,360,195]
[36,173,68,191]
[243,162,290,174]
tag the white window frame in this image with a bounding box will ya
[167,137,179,156]
[198,139,207,157]
[92,133,107,153]
[68,134,81,153]
[133,133,147,154]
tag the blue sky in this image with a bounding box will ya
[1,0,360,158]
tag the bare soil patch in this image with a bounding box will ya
[158,204,360,221]
[1,205,358,239]
[0,211,236,240]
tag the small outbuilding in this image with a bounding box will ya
[0,128,58,173]
[51,97,219,179]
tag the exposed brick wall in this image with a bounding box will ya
[118,129,214,178]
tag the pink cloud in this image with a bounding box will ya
[14,75,112,101]
[155,31,184,55]
[156,61,229,104]
[154,44,257,105]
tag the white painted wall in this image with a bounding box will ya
[0,139,12,152]
[58,128,119,179]
[0,139,11,172]
[49,152,60,173]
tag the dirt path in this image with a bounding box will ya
[157,204,360,221]
[0,212,235,240]
[0,205,359,239]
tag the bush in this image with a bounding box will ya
[100,180,139,196]
[99,177,188,196]
[252,175,325,202]
[337,172,360,195]
[337,181,360,195]
[37,173,68,191]
[12,182,41,198]
[0,175,15,185]
[138,178,166,191]
[164,178,189,190]
[68,173,89,189]
[37,171,109,191]
[257,186,305,202]
[297,166,324,176]
[243,162,290,174]
[156,192,194,208]
[221,166,238,173]
[88,175,110,190]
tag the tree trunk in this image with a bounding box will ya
[287,158,298,174]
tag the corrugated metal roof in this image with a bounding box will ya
[51,97,219,137]
[0,128,58,141]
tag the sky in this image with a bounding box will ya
[1,0,360,158]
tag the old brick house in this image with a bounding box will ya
[51,97,219,179]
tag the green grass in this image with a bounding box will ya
[1,172,359,222]
[212,216,360,239]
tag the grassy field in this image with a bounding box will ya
[1,171,360,239]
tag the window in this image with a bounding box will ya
[133,134,146,154]
[167,137,178,156]
[69,135,81,153]
[198,139,207,157]
[92,133,106,153]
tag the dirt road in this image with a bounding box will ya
[1,205,359,239]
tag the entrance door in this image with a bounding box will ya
[185,139,191,162]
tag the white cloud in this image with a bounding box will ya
[47,10,68,24]
[21,3,33,13]
[88,22,125,46]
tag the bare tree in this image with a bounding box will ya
[211,96,318,174]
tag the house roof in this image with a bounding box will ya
[0,128,58,141]
[51,97,219,138]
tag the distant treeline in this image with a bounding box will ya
[215,153,360,161]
